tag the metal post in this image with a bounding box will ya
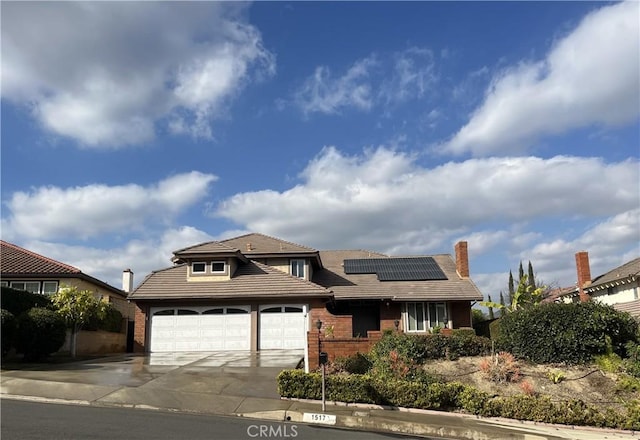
[321,363,326,412]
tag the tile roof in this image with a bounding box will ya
[173,241,241,255]
[129,260,332,300]
[614,299,640,318]
[313,250,483,301]
[586,257,640,292]
[221,233,318,255]
[1,240,81,275]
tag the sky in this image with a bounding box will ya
[1,1,639,301]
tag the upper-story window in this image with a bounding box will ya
[192,262,206,273]
[211,261,226,273]
[290,259,305,278]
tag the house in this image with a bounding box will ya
[129,233,483,368]
[0,240,134,353]
[551,251,640,317]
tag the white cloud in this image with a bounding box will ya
[216,146,639,253]
[443,1,640,156]
[293,47,437,115]
[1,2,274,147]
[2,172,217,240]
[294,57,376,115]
[25,226,214,289]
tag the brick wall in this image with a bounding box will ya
[307,330,384,370]
[133,303,147,353]
[308,299,353,338]
[380,302,401,331]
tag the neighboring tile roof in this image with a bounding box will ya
[614,299,640,317]
[129,260,332,300]
[221,233,318,255]
[0,240,125,297]
[586,257,640,292]
[313,250,483,301]
[1,240,81,275]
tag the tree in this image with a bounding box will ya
[518,262,524,283]
[487,294,495,319]
[499,291,506,317]
[507,271,515,308]
[527,261,536,290]
[51,285,107,357]
[471,308,488,325]
[480,275,545,314]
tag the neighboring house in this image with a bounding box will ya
[129,233,483,366]
[0,240,133,321]
[551,251,640,317]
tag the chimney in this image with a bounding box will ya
[246,242,253,252]
[122,269,134,294]
[575,251,591,302]
[455,241,469,278]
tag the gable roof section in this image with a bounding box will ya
[0,240,125,297]
[614,299,640,318]
[585,257,640,293]
[172,240,248,263]
[1,240,81,275]
[313,250,482,301]
[129,260,332,300]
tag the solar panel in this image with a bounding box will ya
[344,257,447,281]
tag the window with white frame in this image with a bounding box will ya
[404,302,448,332]
[10,281,41,294]
[192,262,206,274]
[290,259,305,278]
[211,261,226,273]
[0,281,8,287]
[42,281,59,295]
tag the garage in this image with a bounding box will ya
[150,306,251,352]
[259,305,307,350]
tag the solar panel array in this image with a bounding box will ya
[343,257,448,281]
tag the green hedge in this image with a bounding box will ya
[497,302,639,364]
[1,309,16,355]
[84,305,123,333]
[15,308,67,361]
[277,369,639,430]
[369,332,491,365]
[1,287,51,316]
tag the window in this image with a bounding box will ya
[203,308,223,315]
[405,302,448,332]
[192,262,206,273]
[406,303,425,331]
[211,261,226,273]
[153,309,175,316]
[290,259,305,278]
[42,281,59,295]
[177,309,198,315]
[10,281,41,294]
[0,281,8,287]
[226,308,249,314]
[261,306,281,313]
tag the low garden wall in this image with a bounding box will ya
[60,330,126,355]
[307,330,384,370]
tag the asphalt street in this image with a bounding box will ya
[1,399,428,440]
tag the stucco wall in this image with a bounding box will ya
[61,330,126,355]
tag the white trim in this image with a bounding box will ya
[290,259,306,279]
[211,260,227,274]
[191,262,207,274]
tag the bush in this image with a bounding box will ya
[84,304,123,332]
[1,287,51,316]
[497,302,639,364]
[329,353,372,374]
[622,341,640,378]
[479,352,521,383]
[1,309,16,355]
[277,369,639,429]
[15,308,67,361]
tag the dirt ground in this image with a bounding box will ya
[422,356,638,410]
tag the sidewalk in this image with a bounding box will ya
[1,354,638,440]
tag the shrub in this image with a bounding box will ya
[1,309,16,355]
[497,302,639,364]
[622,341,640,378]
[85,304,123,332]
[329,352,372,374]
[479,352,521,383]
[15,308,67,361]
[1,287,51,316]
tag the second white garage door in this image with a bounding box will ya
[150,306,251,352]
[259,305,307,350]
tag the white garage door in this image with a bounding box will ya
[150,306,251,352]
[259,305,307,350]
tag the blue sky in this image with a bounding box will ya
[1,1,638,299]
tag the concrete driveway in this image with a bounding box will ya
[1,350,303,399]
